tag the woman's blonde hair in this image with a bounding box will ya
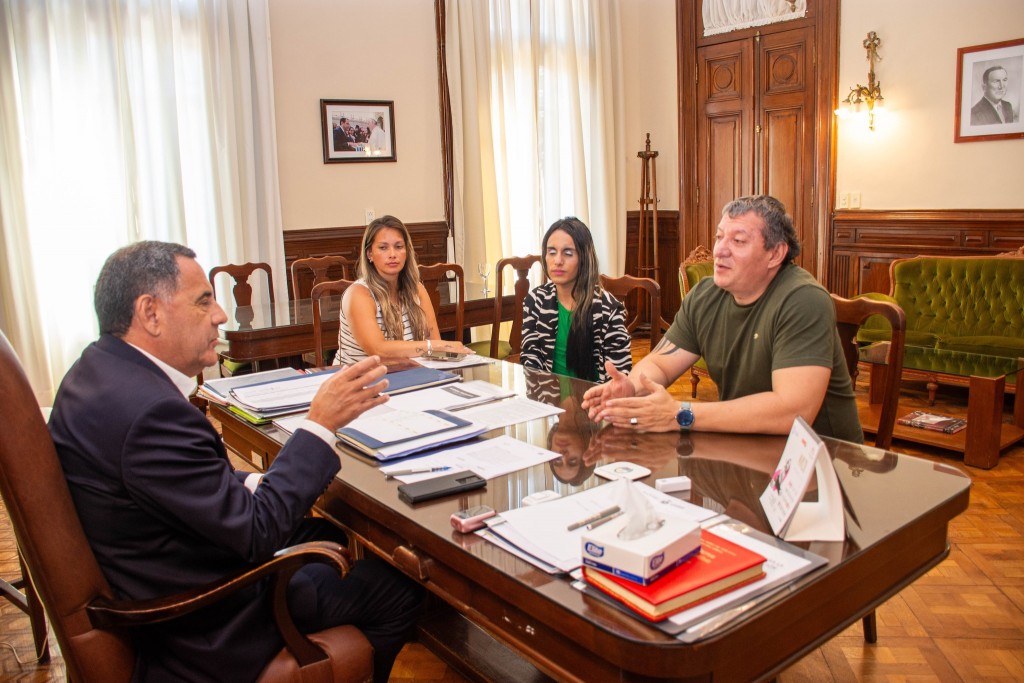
[358,215,428,340]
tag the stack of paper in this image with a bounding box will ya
[224,368,341,422]
[336,409,487,460]
[481,483,717,574]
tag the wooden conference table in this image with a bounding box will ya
[211,362,971,682]
[217,282,511,365]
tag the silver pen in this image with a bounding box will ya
[586,510,624,530]
[384,466,452,479]
[567,505,621,532]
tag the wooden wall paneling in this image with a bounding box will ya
[624,210,681,322]
[283,222,449,299]
[829,209,1024,296]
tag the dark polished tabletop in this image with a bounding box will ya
[212,361,971,681]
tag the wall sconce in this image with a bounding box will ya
[835,31,884,130]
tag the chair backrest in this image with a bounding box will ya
[419,263,465,343]
[490,255,542,361]
[830,294,906,450]
[599,273,663,347]
[0,331,135,682]
[312,278,355,365]
[291,256,355,300]
[679,245,714,297]
[209,262,276,307]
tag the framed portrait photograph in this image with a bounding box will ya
[320,99,397,163]
[954,37,1024,143]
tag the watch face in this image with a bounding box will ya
[676,408,695,428]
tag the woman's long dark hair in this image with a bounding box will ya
[541,217,601,380]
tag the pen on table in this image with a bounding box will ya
[566,505,621,532]
[447,395,513,412]
[586,509,623,530]
[384,466,451,479]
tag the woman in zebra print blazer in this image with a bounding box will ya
[520,217,632,382]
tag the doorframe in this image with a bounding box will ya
[675,0,839,280]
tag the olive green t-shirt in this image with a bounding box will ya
[665,264,862,443]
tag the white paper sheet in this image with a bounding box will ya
[378,435,558,482]
[485,483,718,573]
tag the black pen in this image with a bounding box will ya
[385,466,452,479]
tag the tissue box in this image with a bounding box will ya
[581,516,701,585]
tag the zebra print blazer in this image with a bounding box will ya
[519,282,632,383]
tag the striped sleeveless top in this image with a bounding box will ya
[333,280,414,365]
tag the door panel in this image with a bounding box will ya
[759,29,815,269]
[697,40,753,250]
[696,27,816,274]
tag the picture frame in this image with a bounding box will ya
[954,37,1024,143]
[320,99,397,163]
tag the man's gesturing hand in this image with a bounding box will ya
[307,356,389,432]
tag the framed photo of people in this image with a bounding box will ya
[954,38,1024,143]
[320,99,397,162]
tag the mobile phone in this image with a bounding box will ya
[425,349,466,362]
[397,470,486,504]
[450,505,496,533]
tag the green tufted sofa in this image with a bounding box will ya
[858,250,1024,361]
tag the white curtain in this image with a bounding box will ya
[445,0,626,286]
[702,0,806,37]
[0,0,285,405]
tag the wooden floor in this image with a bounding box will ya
[3,340,1023,681]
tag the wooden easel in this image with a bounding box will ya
[633,134,668,337]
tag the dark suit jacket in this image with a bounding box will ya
[49,335,341,682]
[971,97,1014,125]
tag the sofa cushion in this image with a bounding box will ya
[935,336,1024,359]
[891,257,1024,342]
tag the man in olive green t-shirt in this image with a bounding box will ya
[581,195,862,443]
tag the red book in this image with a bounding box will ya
[583,529,766,622]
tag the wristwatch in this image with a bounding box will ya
[676,401,695,431]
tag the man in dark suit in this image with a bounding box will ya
[971,65,1015,125]
[49,241,423,682]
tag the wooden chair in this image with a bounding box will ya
[470,255,542,362]
[830,293,906,451]
[598,273,665,347]
[679,246,714,397]
[0,547,48,661]
[419,263,465,343]
[208,262,276,376]
[0,330,374,682]
[830,292,906,645]
[312,278,355,367]
[290,255,355,300]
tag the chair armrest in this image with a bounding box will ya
[87,540,351,667]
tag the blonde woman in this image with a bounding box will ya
[334,215,472,365]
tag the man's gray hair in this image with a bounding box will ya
[722,195,801,264]
[95,241,196,336]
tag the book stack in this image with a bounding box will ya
[897,410,967,434]
[582,529,766,622]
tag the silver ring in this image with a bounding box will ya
[629,417,638,426]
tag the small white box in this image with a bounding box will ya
[522,490,560,506]
[581,516,701,585]
[655,476,692,493]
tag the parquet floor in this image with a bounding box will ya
[3,340,1023,681]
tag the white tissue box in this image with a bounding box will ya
[581,516,701,585]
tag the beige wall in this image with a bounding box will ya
[269,0,444,231]
[621,0,680,211]
[268,0,1022,238]
[836,0,1024,209]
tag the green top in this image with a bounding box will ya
[552,302,576,377]
[666,264,863,443]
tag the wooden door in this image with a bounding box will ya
[695,27,817,273]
